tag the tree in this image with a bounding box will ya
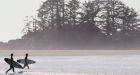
[80,0,101,25]
[22,16,39,34]
[66,0,80,26]
[38,0,65,30]
[118,6,140,38]
[98,0,125,37]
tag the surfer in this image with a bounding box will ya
[6,53,15,74]
[23,53,29,69]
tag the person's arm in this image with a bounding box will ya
[11,57,13,64]
[25,57,27,63]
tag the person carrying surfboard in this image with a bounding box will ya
[6,53,15,74]
[23,53,29,69]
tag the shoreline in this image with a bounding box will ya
[0,50,140,56]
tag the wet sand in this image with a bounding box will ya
[0,50,140,56]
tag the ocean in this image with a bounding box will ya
[0,55,140,75]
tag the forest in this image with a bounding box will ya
[0,0,140,50]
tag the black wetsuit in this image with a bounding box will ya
[6,56,15,73]
[23,56,29,69]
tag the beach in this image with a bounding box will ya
[0,50,140,75]
[0,50,140,56]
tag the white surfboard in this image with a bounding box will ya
[17,59,36,64]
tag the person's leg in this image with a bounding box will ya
[27,64,29,69]
[24,63,29,69]
[23,64,26,68]
[12,67,15,73]
[6,67,12,74]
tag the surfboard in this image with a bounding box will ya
[4,58,23,69]
[17,59,36,64]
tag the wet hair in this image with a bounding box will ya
[11,53,13,56]
[26,53,28,56]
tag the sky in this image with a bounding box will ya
[0,0,139,42]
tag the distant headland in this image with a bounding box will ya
[1,0,140,50]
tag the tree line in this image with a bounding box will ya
[1,0,140,50]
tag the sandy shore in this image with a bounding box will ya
[0,50,140,56]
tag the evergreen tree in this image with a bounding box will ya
[116,6,140,43]
[38,0,65,30]
[66,0,80,26]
